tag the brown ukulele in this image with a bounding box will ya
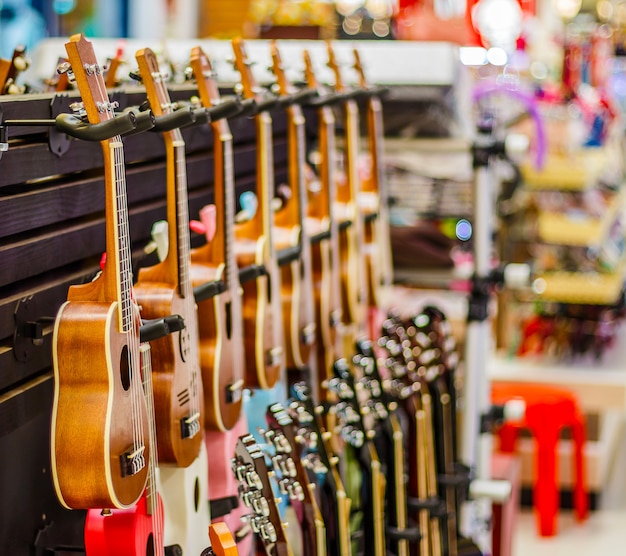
[266,402,327,556]
[50,33,150,509]
[133,47,204,467]
[269,41,317,374]
[231,37,285,389]
[188,45,245,431]
[302,50,344,390]
[352,50,393,310]
[326,43,368,346]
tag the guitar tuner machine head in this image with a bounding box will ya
[303,453,328,475]
[273,454,297,478]
[279,476,305,502]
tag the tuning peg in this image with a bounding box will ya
[252,495,270,517]
[260,522,278,543]
[56,61,72,75]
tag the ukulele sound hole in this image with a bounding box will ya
[120,345,131,391]
[193,476,200,512]
[145,533,154,556]
[225,301,232,339]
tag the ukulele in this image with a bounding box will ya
[50,33,150,510]
[231,37,285,389]
[0,44,28,94]
[133,47,204,467]
[289,382,352,556]
[188,45,245,431]
[232,433,295,556]
[352,50,393,310]
[266,402,327,556]
[326,358,386,556]
[302,49,344,391]
[269,40,317,373]
[326,43,368,347]
[146,222,213,556]
[84,343,167,556]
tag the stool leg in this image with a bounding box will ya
[533,425,560,537]
[571,417,589,522]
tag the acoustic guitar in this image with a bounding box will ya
[380,316,444,556]
[188,45,246,431]
[231,37,285,390]
[326,358,386,556]
[269,41,317,373]
[290,382,352,556]
[353,339,412,556]
[84,343,167,556]
[232,433,295,556]
[51,33,150,510]
[133,47,204,467]
[352,50,393,310]
[326,43,368,347]
[302,50,343,391]
[266,402,327,556]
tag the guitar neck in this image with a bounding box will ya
[102,137,135,332]
[254,111,275,252]
[364,96,384,197]
[284,105,306,229]
[212,122,237,290]
[166,129,192,297]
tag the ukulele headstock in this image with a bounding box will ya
[64,34,116,125]
[232,434,292,553]
[135,47,174,117]
[231,37,261,101]
[352,48,367,90]
[325,42,345,93]
[269,41,291,97]
[189,46,222,108]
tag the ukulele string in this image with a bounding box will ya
[98,53,144,464]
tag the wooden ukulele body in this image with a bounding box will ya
[134,267,203,467]
[190,253,243,431]
[51,296,149,509]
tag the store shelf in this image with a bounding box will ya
[532,261,626,305]
[521,148,609,191]
[536,189,625,247]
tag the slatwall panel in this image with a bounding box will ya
[0,84,289,555]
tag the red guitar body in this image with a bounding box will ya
[84,493,165,556]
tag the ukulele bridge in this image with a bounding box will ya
[227,379,244,403]
[180,412,201,439]
[119,445,146,478]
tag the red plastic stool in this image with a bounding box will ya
[491,382,589,537]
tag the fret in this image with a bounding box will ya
[173,141,191,298]
[222,136,235,289]
[110,139,134,332]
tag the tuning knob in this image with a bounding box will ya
[56,61,74,80]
